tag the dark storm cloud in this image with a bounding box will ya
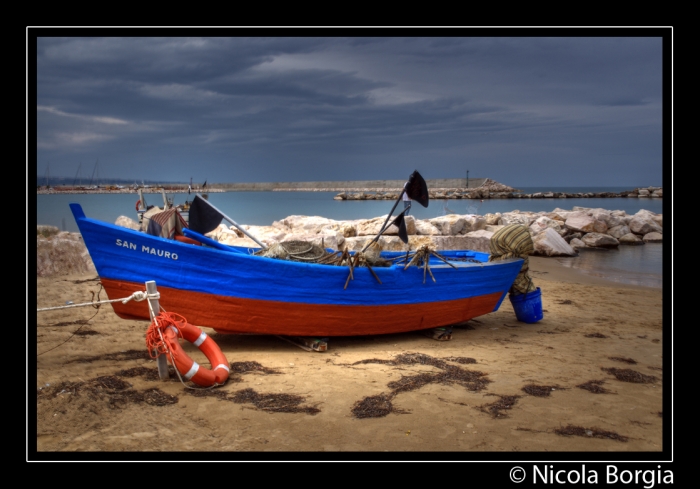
[33,31,667,187]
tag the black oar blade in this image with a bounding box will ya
[406,170,429,207]
[392,213,409,244]
[189,194,223,234]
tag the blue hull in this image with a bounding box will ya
[71,203,523,336]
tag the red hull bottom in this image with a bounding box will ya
[101,278,504,337]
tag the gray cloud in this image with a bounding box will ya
[33,30,667,187]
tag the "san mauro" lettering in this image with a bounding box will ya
[115,238,179,260]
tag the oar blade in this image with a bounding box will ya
[406,170,429,207]
[392,213,409,244]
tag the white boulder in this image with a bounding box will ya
[532,228,577,257]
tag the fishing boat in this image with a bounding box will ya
[70,171,525,338]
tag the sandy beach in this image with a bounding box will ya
[33,256,666,460]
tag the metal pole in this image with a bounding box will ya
[146,280,170,381]
[466,170,469,188]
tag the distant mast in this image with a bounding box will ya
[74,162,83,187]
[89,159,99,187]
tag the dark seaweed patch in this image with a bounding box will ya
[608,357,637,365]
[185,387,320,414]
[577,380,612,394]
[479,394,520,418]
[351,393,410,419]
[73,329,101,336]
[186,388,231,400]
[349,352,490,418]
[36,375,178,407]
[522,384,562,397]
[554,424,628,442]
[229,388,320,414]
[109,387,179,408]
[585,333,608,338]
[602,368,658,383]
[229,361,281,375]
[351,352,477,369]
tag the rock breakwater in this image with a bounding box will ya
[335,183,663,201]
[37,205,662,277]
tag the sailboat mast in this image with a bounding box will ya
[74,163,82,186]
[89,159,99,186]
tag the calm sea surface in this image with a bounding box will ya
[35,188,664,288]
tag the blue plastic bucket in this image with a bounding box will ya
[509,287,543,323]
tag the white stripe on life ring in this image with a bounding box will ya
[193,332,207,347]
[184,362,200,380]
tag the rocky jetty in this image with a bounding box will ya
[209,206,662,257]
[334,183,663,201]
[36,204,662,277]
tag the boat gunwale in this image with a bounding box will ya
[71,203,524,274]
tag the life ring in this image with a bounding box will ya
[136,199,142,211]
[162,321,229,387]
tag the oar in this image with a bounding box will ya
[361,170,429,252]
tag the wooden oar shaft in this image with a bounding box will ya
[362,189,405,252]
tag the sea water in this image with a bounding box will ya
[35,189,664,288]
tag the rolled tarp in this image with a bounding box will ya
[488,223,537,295]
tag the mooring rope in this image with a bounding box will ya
[36,290,159,312]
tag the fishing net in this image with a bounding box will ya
[253,239,394,268]
[255,240,331,263]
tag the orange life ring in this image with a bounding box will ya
[136,199,142,211]
[163,321,229,387]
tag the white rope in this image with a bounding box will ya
[36,290,160,312]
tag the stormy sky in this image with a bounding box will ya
[32,29,669,188]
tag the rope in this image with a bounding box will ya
[145,311,187,357]
[36,285,157,355]
[36,307,101,356]
[37,290,157,312]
